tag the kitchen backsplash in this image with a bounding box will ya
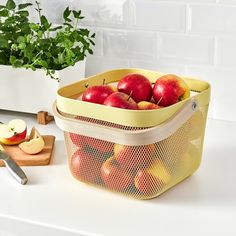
[2,0,236,121]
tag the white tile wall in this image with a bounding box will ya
[187,66,236,121]
[158,33,214,65]
[1,0,236,121]
[69,0,128,27]
[215,37,236,68]
[190,4,236,34]
[103,30,157,60]
[217,0,236,4]
[132,1,186,32]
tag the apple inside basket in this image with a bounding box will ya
[54,69,210,200]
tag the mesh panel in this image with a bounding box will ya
[62,105,208,200]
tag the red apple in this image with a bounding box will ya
[82,84,116,105]
[101,156,134,191]
[117,74,152,103]
[152,74,190,107]
[137,101,162,110]
[70,148,103,184]
[104,92,138,110]
[114,143,155,170]
[135,160,171,196]
[69,133,114,153]
[69,116,114,153]
[0,119,27,145]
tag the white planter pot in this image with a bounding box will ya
[0,60,85,114]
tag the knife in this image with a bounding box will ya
[0,144,28,185]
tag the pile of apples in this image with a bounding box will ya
[81,73,190,110]
[0,119,45,154]
[69,131,172,196]
[69,73,191,196]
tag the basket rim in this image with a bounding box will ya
[56,68,210,127]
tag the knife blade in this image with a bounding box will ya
[0,144,28,185]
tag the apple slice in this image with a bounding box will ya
[0,119,27,145]
[19,127,45,154]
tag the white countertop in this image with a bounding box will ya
[0,110,236,236]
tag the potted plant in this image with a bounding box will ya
[0,0,95,114]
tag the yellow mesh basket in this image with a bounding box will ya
[53,68,210,200]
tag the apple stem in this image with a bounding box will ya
[102,78,106,85]
[85,83,89,88]
[157,96,163,105]
[127,91,133,101]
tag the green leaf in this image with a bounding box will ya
[29,23,40,31]
[10,55,16,64]
[63,7,71,20]
[45,52,52,58]
[38,59,48,68]
[37,30,43,38]
[31,66,36,71]
[13,59,22,67]
[0,51,8,64]
[87,48,93,54]
[63,22,73,28]
[91,33,96,38]
[17,10,29,17]
[0,9,9,17]
[88,39,95,46]
[24,45,34,60]
[49,26,63,31]
[0,5,6,10]
[18,3,32,10]
[21,23,31,34]
[79,28,89,36]
[0,36,8,48]
[6,0,16,10]
[18,42,26,49]
[10,43,18,51]
[40,15,50,29]
[58,53,64,64]
[72,10,81,19]
[17,36,25,43]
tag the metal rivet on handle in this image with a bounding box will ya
[192,101,197,111]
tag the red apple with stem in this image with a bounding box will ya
[82,79,116,105]
[152,74,190,107]
[103,92,138,110]
[117,74,152,102]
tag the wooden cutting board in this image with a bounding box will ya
[0,135,55,166]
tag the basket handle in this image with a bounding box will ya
[53,99,198,146]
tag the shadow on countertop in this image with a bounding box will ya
[148,147,236,207]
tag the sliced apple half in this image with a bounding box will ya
[19,127,45,154]
[0,119,27,145]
